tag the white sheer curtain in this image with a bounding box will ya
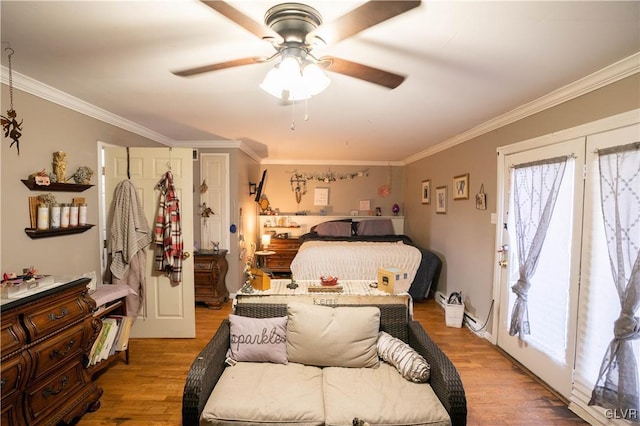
[509,156,568,339]
[589,142,640,419]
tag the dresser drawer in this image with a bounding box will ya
[1,353,29,401]
[25,362,86,423]
[1,313,26,355]
[29,325,86,381]
[270,238,300,250]
[22,296,87,340]
[194,260,215,271]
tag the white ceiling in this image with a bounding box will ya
[1,1,638,164]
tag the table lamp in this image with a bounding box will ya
[261,234,271,251]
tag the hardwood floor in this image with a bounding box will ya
[78,298,587,425]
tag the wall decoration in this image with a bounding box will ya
[350,210,359,216]
[1,47,23,155]
[476,184,487,210]
[314,187,329,206]
[436,186,447,214]
[453,174,470,200]
[421,180,431,204]
[52,151,67,183]
[359,199,371,211]
[289,168,369,184]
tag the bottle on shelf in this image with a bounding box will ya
[61,203,70,228]
[70,203,79,227]
[79,203,88,226]
[37,204,49,230]
[50,203,61,229]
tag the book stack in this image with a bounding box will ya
[88,315,132,366]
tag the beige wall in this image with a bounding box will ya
[257,164,404,217]
[404,73,640,327]
[1,85,160,276]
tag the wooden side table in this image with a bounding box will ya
[194,250,229,309]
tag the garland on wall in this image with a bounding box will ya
[288,168,369,205]
[289,168,369,184]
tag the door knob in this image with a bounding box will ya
[498,260,508,268]
[182,251,191,260]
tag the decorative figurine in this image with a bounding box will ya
[52,151,67,183]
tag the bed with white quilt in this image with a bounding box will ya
[289,219,441,301]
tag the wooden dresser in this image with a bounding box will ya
[0,277,102,426]
[194,250,229,309]
[263,237,301,275]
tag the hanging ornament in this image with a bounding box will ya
[377,164,393,197]
[1,47,23,155]
[199,179,208,194]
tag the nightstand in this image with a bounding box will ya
[262,237,301,275]
[194,250,229,309]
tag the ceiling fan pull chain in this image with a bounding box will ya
[290,101,296,131]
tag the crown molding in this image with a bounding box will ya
[404,52,640,164]
[1,66,175,145]
[260,158,405,166]
[173,139,263,163]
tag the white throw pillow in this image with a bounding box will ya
[377,331,430,382]
[227,314,288,364]
[286,302,380,368]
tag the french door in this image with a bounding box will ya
[496,137,584,399]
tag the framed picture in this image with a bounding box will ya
[476,184,487,210]
[436,186,447,214]
[314,187,329,206]
[421,179,431,204]
[453,173,469,200]
[349,209,359,216]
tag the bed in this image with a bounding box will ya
[289,219,441,301]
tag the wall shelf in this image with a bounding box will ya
[21,179,93,192]
[24,224,94,239]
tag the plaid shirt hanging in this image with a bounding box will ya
[154,170,183,283]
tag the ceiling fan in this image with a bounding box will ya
[172,1,421,91]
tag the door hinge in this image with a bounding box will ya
[101,166,106,176]
[583,164,587,180]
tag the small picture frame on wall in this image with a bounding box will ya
[453,173,469,200]
[436,186,447,214]
[421,179,431,204]
[314,187,329,206]
[476,184,487,210]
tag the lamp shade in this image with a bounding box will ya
[260,55,329,101]
[261,234,271,249]
[302,62,330,95]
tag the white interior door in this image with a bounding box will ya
[496,137,584,399]
[200,154,229,251]
[103,146,194,338]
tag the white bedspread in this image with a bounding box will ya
[290,241,421,284]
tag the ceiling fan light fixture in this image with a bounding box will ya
[259,66,286,98]
[302,61,330,96]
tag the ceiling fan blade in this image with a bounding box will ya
[321,57,405,89]
[201,1,282,43]
[172,57,263,77]
[308,1,421,46]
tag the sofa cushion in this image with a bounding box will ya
[323,363,451,426]
[378,331,430,382]
[286,302,380,368]
[200,362,324,425]
[227,314,287,364]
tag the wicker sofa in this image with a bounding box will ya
[182,302,467,425]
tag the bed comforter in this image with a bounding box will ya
[291,234,441,301]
